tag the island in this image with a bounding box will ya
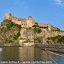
[0,13,64,46]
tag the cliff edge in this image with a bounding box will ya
[0,13,64,46]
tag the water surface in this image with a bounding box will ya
[0,47,64,64]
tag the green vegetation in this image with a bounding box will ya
[33,22,42,33]
[32,22,39,27]
[5,39,13,44]
[34,36,43,43]
[55,27,60,31]
[3,19,21,30]
[13,31,20,40]
[52,26,61,31]
[34,27,42,33]
[14,24,21,29]
[0,19,21,45]
[47,35,64,44]
[7,21,14,29]
[0,18,64,46]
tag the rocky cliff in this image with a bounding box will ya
[0,19,21,46]
[0,18,64,46]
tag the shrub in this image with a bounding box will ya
[34,27,42,33]
[47,35,64,44]
[13,31,20,40]
[14,24,21,29]
[7,21,14,29]
[34,37,42,43]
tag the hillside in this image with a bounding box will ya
[0,19,21,46]
[0,14,64,46]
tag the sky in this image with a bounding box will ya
[0,0,64,30]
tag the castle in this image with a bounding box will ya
[3,13,64,46]
[4,13,35,28]
[4,13,53,31]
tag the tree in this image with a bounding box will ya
[7,21,14,29]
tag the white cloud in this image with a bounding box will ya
[54,0,64,6]
[55,0,62,4]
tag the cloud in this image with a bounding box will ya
[54,0,64,6]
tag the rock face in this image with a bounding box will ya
[19,28,34,46]
[0,19,21,46]
[0,13,64,46]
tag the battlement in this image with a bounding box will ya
[4,13,53,31]
[4,13,35,27]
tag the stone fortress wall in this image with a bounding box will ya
[4,13,64,37]
[4,13,35,28]
[4,13,52,30]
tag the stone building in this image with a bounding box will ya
[27,16,35,27]
[4,13,52,31]
[4,13,35,28]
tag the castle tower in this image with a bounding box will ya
[27,16,34,27]
[28,16,32,20]
[4,13,12,20]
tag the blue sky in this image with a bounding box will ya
[0,0,64,30]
